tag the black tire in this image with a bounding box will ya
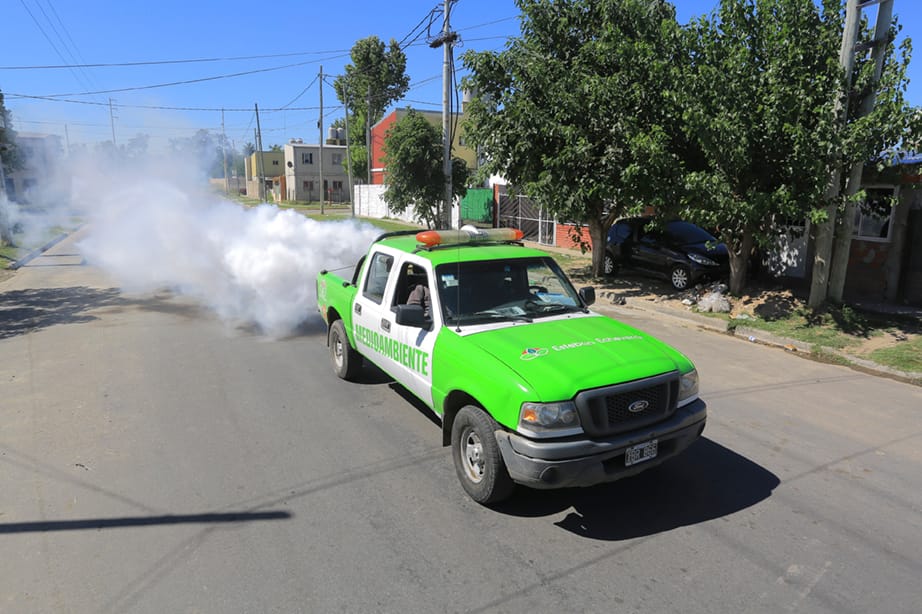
[603,252,618,277]
[451,405,514,504]
[670,264,691,290]
[329,320,362,380]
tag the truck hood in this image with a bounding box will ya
[464,314,683,399]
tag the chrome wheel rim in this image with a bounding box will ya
[672,268,688,289]
[332,333,344,368]
[460,427,485,484]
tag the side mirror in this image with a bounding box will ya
[579,286,596,307]
[395,304,429,328]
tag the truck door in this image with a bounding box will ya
[352,249,403,378]
[389,259,438,406]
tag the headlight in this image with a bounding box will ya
[688,253,717,266]
[518,401,583,438]
[677,369,699,407]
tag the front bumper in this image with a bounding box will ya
[495,398,707,489]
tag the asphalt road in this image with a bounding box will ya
[1,230,920,614]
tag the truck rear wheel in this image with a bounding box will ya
[451,405,514,504]
[329,320,361,380]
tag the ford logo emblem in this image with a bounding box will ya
[628,400,649,413]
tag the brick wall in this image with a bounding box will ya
[555,223,592,250]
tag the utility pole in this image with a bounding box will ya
[319,65,325,215]
[431,0,458,229]
[64,123,71,157]
[108,98,118,147]
[344,91,355,216]
[255,103,265,202]
[827,0,895,302]
[221,108,229,194]
[366,85,372,185]
[808,0,862,307]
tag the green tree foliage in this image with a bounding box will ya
[168,129,226,178]
[382,110,469,229]
[0,89,15,245]
[681,0,845,295]
[334,36,410,182]
[462,0,686,276]
[0,89,20,177]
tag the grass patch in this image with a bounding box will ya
[732,307,868,350]
[1,243,24,268]
[868,337,922,373]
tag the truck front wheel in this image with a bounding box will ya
[329,320,362,380]
[451,406,514,504]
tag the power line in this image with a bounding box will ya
[4,93,322,113]
[0,49,353,70]
[28,54,350,98]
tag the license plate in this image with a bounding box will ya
[625,439,658,467]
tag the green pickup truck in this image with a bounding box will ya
[317,226,706,504]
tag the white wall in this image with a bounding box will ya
[355,184,459,228]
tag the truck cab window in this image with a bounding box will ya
[363,252,393,304]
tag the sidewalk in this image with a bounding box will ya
[593,294,922,387]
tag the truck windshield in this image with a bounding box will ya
[435,257,584,325]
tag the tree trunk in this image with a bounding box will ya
[588,215,607,279]
[728,230,753,296]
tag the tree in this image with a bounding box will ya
[334,36,410,182]
[0,89,16,246]
[169,129,225,178]
[681,0,844,295]
[382,110,469,228]
[124,133,149,160]
[462,0,686,277]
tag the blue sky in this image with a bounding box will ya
[1,0,919,152]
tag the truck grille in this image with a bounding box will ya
[574,372,679,437]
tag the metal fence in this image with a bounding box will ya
[497,193,555,245]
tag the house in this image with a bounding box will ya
[244,150,283,201]
[369,108,478,185]
[282,139,349,203]
[840,155,922,304]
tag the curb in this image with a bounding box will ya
[597,297,922,386]
[9,232,70,270]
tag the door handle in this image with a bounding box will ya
[381,319,391,333]
[354,303,362,315]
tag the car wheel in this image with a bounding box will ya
[451,405,514,504]
[603,252,618,276]
[329,319,362,380]
[670,265,691,290]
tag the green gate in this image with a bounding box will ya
[460,188,493,224]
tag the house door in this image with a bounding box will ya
[903,209,922,304]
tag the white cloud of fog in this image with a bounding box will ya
[70,153,379,337]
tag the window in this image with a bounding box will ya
[302,180,314,191]
[301,152,313,164]
[332,181,343,191]
[854,187,896,241]
[272,160,279,166]
[363,252,393,304]
[332,153,343,165]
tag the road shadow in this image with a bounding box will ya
[0,510,291,534]
[493,437,778,540]
[0,286,126,339]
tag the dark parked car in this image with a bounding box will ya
[604,218,730,290]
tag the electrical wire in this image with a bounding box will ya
[0,49,353,70]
